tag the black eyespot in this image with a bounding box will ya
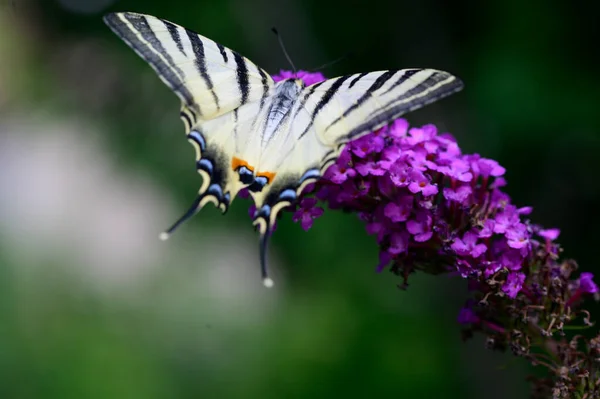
[248,176,268,192]
[237,166,254,184]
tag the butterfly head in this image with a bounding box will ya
[292,78,306,89]
[275,78,305,97]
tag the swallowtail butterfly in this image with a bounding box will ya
[103,12,464,287]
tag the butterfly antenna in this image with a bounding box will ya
[159,194,203,241]
[308,52,352,72]
[271,27,296,73]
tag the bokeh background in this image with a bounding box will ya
[0,0,598,398]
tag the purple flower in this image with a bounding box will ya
[326,162,356,184]
[389,163,411,187]
[478,219,495,238]
[539,228,560,241]
[337,179,371,203]
[376,250,393,272]
[350,135,385,158]
[451,231,487,258]
[502,272,526,298]
[406,211,433,242]
[386,119,409,138]
[272,70,326,86]
[483,261,502,278]
[493,206,520,234]
[384,198,412,223]
[443,185,473,204]
[457,304,480,324]
[292,197,324,231]
[436,159,473,182]
[506,223,530,249]
[389,231,410,255]
[362,160,393,176]
[517,206,533,215]
[500,249,524,271]
[470,156,506,178]
[238,188,250,199]
[407,170,438,196]
[405,124,437,145]
[578,272,599,294]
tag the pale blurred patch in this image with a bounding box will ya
[0,114,282,315]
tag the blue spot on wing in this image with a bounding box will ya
[188,130,206,151]
[258,205,271,218]
[278,189,297,202]
[300,168,320,183]
[197,159,213,174]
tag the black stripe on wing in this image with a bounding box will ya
[185,30,221,111]
[340,73,463,143]
[216,42,229,63]
[348,72,368,88]
[324,70,398,131]
[382,69,420,94]
[103,13,196,108]
[233,51,250,104]
[163,20,186,56]
[298,75,353,139]
[258,68,270,109]
[311,75,352,119]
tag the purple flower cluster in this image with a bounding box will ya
[270,70,599,300]
[273,69,326,86]
[315,120,538,297]
[270,70,600,398]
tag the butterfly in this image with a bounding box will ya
[103,12,464,287]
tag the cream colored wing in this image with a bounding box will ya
[104,12,273,127]
[302,69,463,146]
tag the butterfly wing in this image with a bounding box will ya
[104,12,275,231]
[104,12,273,124]
[306,69,463,146]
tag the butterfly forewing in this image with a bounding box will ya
[306,69,463,146]
[104,12,274,125]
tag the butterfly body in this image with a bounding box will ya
[104,12,464,285]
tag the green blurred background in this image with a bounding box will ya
[0,0,598,398]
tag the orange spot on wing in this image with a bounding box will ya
[258,171,277,183]
[231,156,254,172]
